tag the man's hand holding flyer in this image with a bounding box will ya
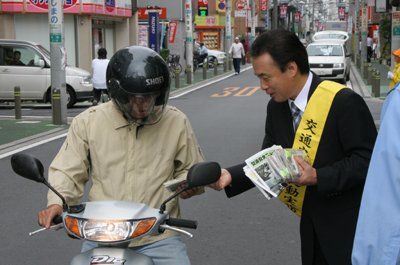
[244,145,310,199]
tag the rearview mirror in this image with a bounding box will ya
[39,59,45,68]
[11,153,69,211]
[186,162,221,188]
[11,153,45,183]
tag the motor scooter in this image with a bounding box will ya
[193,52,214,72]
[11,153,221,265]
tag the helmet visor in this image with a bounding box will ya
[130,94,158,119]
[113,89,168,126]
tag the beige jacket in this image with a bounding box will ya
[47,101,205,246]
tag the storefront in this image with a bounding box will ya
[195,14,233,51]
[0,0,136,72]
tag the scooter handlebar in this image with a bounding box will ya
[166,218,198,229]
[53,215,63,224]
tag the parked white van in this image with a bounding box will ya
[312,31,349,43]
[0,39,93,108]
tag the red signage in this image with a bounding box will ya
[338,6,345,20]
[236,0,246,10]
[137,8,167,19]
[294,11,300,23]
[169,21,178,43]
[28,0,78,10]
[260,0,267,12]
[198,0,208,6]
[279,4,288,19]
[205,16,217,26]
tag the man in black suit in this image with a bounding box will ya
[209,29,377,265]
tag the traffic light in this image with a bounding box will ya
[198,6,208,16]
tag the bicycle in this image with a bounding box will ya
[167,54,182,78]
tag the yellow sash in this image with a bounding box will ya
[278,81,348,217]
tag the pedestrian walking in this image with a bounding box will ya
[229,37,245,75]
[92,48,109,106]
[241,39,248,65]
[367,35,373,63]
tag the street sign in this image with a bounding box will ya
[148,12,159,53]
[235,10,247,17]
[236,0,246,10]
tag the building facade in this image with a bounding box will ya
[0,0,138,72]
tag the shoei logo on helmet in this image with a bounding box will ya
[146,76,164,86]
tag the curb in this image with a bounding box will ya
[170,65,253,98]
[349,61,372,99]
[0,126,69,158]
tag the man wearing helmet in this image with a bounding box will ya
[38,46,205,264]
[198,42,208,66]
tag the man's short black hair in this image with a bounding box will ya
[98,48,107,57]
[250,29,310,75]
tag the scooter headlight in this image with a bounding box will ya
[65,216,156,242]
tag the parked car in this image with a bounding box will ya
[0,39,93,108]
[207,49,226,65]
[194,42,226,65]
[307,40,351,84]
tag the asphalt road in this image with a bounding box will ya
[0,66,382,264]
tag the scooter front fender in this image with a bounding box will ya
[70,247,154,265]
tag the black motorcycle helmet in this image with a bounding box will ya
[106,46,171,126]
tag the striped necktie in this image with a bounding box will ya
[290,102,301,131]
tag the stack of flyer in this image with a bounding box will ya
[163,178,187,193]
[244,145,310,199]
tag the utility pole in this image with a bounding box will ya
[354,0,360,63]
[225,0,232,64]
[273,0,278,29]
[312,1,315,38]
[360,1,368,73]
[392,7,400,66]
[49,0,67,125]
[185,0,193,83]
[347,0,353,55]
[251,0,255,44]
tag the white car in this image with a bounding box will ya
[0,39,93,108]
[312,31,349,43]
[194,42,226,65]
[207,49,226,65]
[307,40,351,84]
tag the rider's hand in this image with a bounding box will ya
[38,204,63,229]
[289,157,317,186]
[177,185,198,199]
[207,168,232,191]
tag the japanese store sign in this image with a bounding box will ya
[49,0,63,43]
[169,21,178,43]
[279,4,288,19]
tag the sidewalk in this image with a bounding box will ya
[352,58,391,99]
[170,63,244,92]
